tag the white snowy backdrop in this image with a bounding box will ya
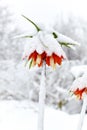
[0,0,87,116]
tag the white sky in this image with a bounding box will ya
[1,0,87,30]
[2,0,87,19]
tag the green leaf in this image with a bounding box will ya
[52,32,58,38]
[20,35,33,38]
[59,42,76,48]
[29,59,33,69]
[22,15,41,32]
[13,35,33,39]
[69,90,74,96]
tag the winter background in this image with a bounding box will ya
[0,0,87,129]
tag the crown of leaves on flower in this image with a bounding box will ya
[16,15,80,49]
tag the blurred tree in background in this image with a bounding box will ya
[54,14,87,62]
[0,2,23,61]
[0,2,87,114]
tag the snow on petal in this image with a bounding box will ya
[70,65,87,78]
[71,75,87,99]
[38,31,67,58]
[71,76,87,90]
[22,35,44,59]
[23,31,67,60]
[56,32,80,47]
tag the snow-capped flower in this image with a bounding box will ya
[70,75,87,100]
[71,75,87,130]
[21,15,79,69]
[22,31,66,69]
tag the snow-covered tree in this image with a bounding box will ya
[0,1,23,61]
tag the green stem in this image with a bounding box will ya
[22,15,41,32]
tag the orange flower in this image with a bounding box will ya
[73,87,87,100]
[27,50,64,68]
[46,56,50,66]
[52,53,63,65]
[28,50,38,61]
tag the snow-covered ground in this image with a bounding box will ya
[0,100,87,130]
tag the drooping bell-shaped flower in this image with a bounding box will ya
[70,75,87,100]
[23,31,66,69]
[22,15,79,69]
[71,75,87,130]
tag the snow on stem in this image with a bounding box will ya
[77,94,87,130]
[38,61,46,130]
